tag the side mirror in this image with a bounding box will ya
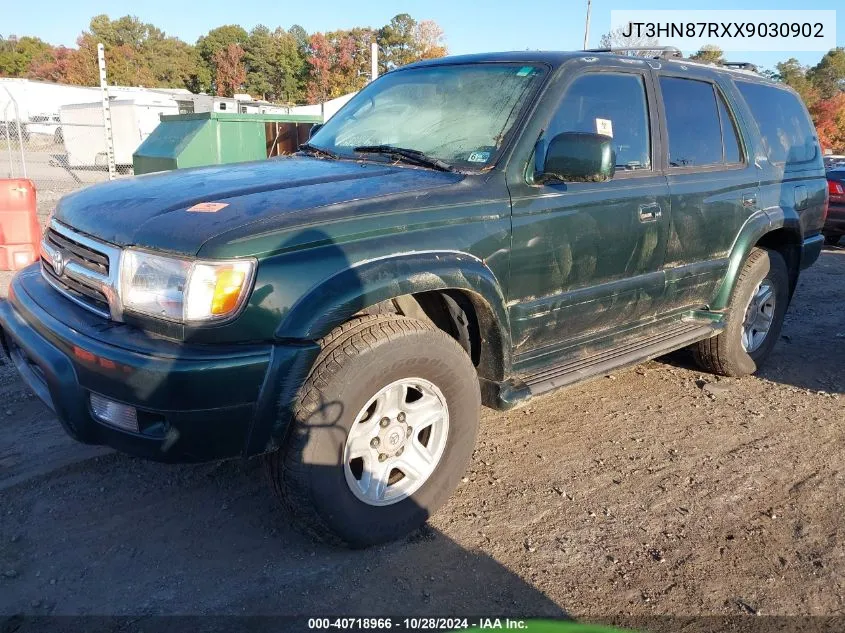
[309,123,323,139]
[538,132,615,183]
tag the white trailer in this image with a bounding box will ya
[172,94,239,115]
[60,95,178,168]
[171,94,290,116]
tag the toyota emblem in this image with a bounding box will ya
[51,250,66,276]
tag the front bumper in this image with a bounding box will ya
[0,265,319,463]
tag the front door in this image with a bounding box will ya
[507,68,671,366]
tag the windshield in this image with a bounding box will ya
[309,63,547,170]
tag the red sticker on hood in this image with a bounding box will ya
[187,202,229,213]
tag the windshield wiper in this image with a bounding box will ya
[298,142,338,159]
[353,145,453,172]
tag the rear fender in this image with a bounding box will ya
[711,206,800,309]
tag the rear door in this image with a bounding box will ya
[733,80,828,243]
[657,74,758,312]
[508,67,671,363]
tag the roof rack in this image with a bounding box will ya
[721,61,759,73]
[584,46,683,60]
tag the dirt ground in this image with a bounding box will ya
[0,245,842,628]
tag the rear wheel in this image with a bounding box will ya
[265,314,480,547]
[693,247,789,377]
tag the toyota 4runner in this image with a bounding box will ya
[0,51,827,546]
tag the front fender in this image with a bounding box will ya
[277,250,512,364]
[710,206,800,309]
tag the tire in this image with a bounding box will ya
[823,233,841,246]
[265,314,480,547]
[693,247,789,377]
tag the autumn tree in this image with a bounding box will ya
[810,93,845,151]
[775,58,820,108]
[213,43,246,96]
[0,36,53,76]
[28,46,74,82]
[288,25,310,53]
[306,32,337,103]
[598,25,659,56]
[86,15,180,86]
[62,32,155,86]
[414,21,447,59]
[807,47,845,99]
[0,12,445,103]
[145,36,207,91]
[89,14,150,49]
[39,15,205,88]
[690,45,724,65]
[197,25,248,93]
[334,27,376,91]
[378,14,418,71]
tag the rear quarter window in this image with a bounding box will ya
[735,81,818,166]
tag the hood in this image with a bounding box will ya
[55,156,461,256]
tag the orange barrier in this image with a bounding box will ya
[0,179,41,271]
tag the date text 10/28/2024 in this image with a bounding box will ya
[307,618,530,630]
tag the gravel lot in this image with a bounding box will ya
[0,243,842,628]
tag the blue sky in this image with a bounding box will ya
[4,0,843,73]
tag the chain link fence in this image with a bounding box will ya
[1,104,129,223]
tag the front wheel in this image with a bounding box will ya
[824,233,841,246]
[693,247,789,377]
[265,314,480,547]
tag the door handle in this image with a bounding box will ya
[742,193,757,208]
[638,203,662,222]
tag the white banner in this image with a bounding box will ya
[609,10,836,52]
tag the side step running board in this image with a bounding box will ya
[521,321,721,397]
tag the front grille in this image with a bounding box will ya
[40,221,122,321]
[42,261,110,313]
[44,228,109,275]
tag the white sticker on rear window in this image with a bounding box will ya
[468,151,491,163]
[596,118,613,138]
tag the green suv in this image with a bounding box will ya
[0,51,826,546]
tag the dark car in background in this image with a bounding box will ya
[823,155,845,170]
[824,168,845,246]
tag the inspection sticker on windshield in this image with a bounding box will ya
[187,202,229,213]
[516,66,534,77]
[595,118,613,137]
[468,151,491,163]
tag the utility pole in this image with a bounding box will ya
[97,43,116,180]
[583,0,592,49]
[371,42,379,82]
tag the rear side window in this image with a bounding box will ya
[735,81,817,165]
[548,73,651,171]
[661,77,737,167]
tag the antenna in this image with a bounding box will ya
[583,0,592,49]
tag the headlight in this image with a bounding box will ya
[120,250,256,323]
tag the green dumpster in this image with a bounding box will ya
[133,112,323,175]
